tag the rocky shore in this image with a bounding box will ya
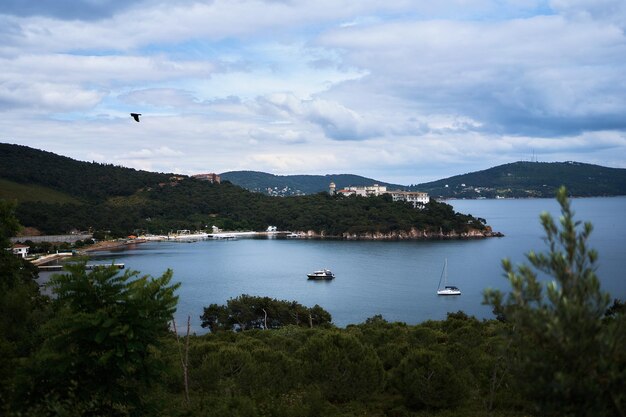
[293,227,504,240]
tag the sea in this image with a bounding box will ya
[40,197,626,333]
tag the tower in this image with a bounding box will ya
[329,182,336,195]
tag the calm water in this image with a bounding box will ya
[54,197,626,333]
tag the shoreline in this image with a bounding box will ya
[80,239,147,253]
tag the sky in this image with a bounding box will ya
[1,0,625,185]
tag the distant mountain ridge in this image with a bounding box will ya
[219,171,404,196]
[410,161,626,198]
[222,162,626,198]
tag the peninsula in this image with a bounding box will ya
[1,143,497,240]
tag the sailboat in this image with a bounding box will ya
[437,259,461,296]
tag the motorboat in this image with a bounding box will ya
[436,259,461,295]
[307,269,335,280]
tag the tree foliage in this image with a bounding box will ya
[0,200,47,411]
[484,187,625,416]
[200,294,332,332]
[392,349,468,410]
[299,331,384,402]
[25,263,180,415]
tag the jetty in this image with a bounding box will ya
[30,252,73,266]
[37,263,125,271]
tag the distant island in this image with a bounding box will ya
[221,161,626,198]
[1,143,496,239]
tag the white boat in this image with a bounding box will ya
[307,269,335,280]
[437,259,461,295]
[168,230,209,241]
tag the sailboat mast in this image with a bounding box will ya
[437,258,447,290]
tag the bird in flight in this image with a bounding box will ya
[130,113,142,122]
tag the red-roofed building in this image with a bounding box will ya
[193,173,221,183]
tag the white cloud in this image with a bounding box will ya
[118,146,184,160]
[255,93,383,140]
[316,13,626,136]
[551,0,626,28]
[0,0,624,183]
[0,81,103,112]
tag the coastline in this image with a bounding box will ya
[80,239,147,253]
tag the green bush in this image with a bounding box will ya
[298,332,384,402]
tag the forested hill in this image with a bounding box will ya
[0,143,172,201]
[220,171,404,196]
[222,162,626,198]
[410,161,626,199]
[0,143,490,237]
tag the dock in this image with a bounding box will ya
[38,263,125,271]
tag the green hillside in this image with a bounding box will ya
[220,170,404,195]
[222,162,626,198]
[1,143,488,237]
[0,178,81,204]
[410,161,626,198]
[0,143,173,201]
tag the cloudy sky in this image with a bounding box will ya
[1,0,625,184]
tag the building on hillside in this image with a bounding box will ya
[342,184,388,197]
[331,182,429,208]
[389,191,430,208]
[11,244,29,258]
[193,173,221,183]
[336,188,356,197]
[329,182,336,195]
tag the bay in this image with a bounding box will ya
[73,197,626,333]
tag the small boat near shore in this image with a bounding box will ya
[307,269,335,280]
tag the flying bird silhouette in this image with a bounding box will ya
[130,113,141,122]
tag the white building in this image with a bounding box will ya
[12,244,29,258]
[340,184,387,197]
[332,182,429,208]
[389,191,430,208]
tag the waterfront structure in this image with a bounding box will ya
[193,173,221,183]
[333,182,429,208]
[11,244,29,258]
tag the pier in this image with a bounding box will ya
[38,263,125,271]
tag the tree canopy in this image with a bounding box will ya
[25,263,179,416]
[484,187,625,416]
[200,294,332,332]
